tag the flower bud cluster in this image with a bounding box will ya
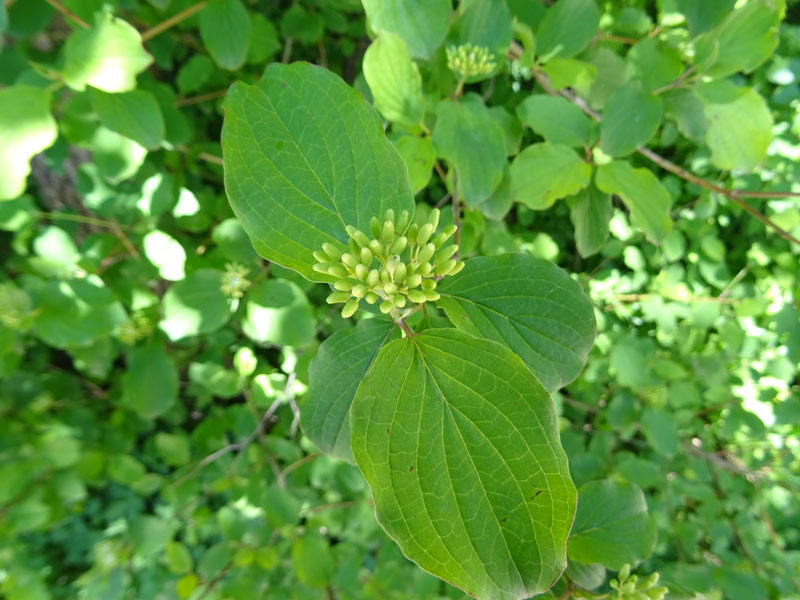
[446,43,497,79]
[220,262,252,299]
[313,208,464,319]
[607,565,668,600]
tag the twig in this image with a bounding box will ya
[197,152,224,166]
[317,40,328,69]
[141,0,207,42]
[109,219,141,260]
[282,37,294,63]
[197,560,234,600]
[651,67,696,95]
[308,501,357,513]
[433,159,448,183]
[281,452,320,478]
[43,0,89,28]
[174,88,228,107]
[597,33,639,45]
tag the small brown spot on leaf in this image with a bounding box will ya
[281,82,287,88]
[409,465,414,472]
[386,428,390,435]
[530,490,543,500]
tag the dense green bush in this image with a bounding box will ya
[1,0,799,599]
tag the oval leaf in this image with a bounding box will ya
[222,62,414,281]
[436,254,596,392]
[509,142,592,210]
[160,270,232,341]
[536,0,599,62]
[600,79,663,157]
[199,0,252,70]
[351,328,576,600]
[362,0,451,59]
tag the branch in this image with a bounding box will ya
[530,68,800,247]
[141,0,206,42]
[43,0,89,28]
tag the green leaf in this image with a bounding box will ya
[392,134,435,194]
[143,230,186,281]
[165,541,194,574]
[155,433,191,467]
[697,81,773,172]
[122,343,179,419]
[675,0,736,36]
[595,160,672,244]
[88,88,165,150]
[536,0,600,62]
[488,106,523,156]
[160,270,232,341]
[567,184,612,258]
[516,94,591,147]
[0,86,57,201]
[222,62,414,281]
[694,0,779,79]
[302,318,400,462]
[662,88,708,141]
[641,407,679,457]
[363,31,425,127]
[199,0,252,70]
[241,279,315,347]
[509,142,591,210]
[88,126,148,183]
[452,0,513,63]
[433,94,507,208]
[362,0,451,59]
[280,4,324,45]
[61,12,153,93]
[567,480,656,570]
[292,534,334,588]
[32,277,127,349]
[437,254,596,392]
[351,328,576,600]
[627,38,684,93]
[600,79,663,157]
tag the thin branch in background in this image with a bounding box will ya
[33,211,141,260]
[433,159,448,183]
[141,0,207,42]
[452,175,461,253]
[282,37,294,63]
[281,452,320,478]
[196,560,234,600]
[317,39,328,69]
[43,0,89,28]
[174,88,228,107]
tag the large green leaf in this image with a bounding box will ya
[61,12,153,93]
[627,38,684,93]
[595,160,672,244]
[516,95,591,148]
[222,62,414,281]
[567,480,656,570]
[567,184,613,258]
[436,254,596,392]
[362,0,451,59]
[362,31,425,128]
[697,81,773,172]
[536,0,599,62]
[392,134,435,194]
[433,94,507,208]
[199,0,252,70]
[302,318,400,462]
[121,343,179,419]
[160,270,232,341]
[600,79,662,157]
[509,142,592,210]
[241,279,316,348]
[351,328,576,599]
[89,88,165,150]
[0,86,57,201]
[452,0,513,64]
[693,0,779,79]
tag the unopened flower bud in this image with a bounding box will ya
[640,573,659,589]
[328,264,348,279]
[347,238,360,255]
[434,245,459,265]
[442,224,458,240]
[435,260,457,276]
[384,208,395,225]
[427,208,440,231]
[406,223,419,245]
[313,250,328,263]
[394,262,407,283]
[322,242,342,261]
[313,262,333,274]
[384,282,398,295]
[406,274,422,288]
[341,299,359,318]
[326,292,350,304]
[431,232,448,249]
[418,243,435,264]
[345,225,371,248]
[421,279,436,291]
[379,268,391,284]
[368,239,383,257]
[417,223,433,246]
[418,262,433,275]
[423,289,440,301]
[647,587,668,600]
[394,294,407,308]
[341,253,359,269]
[389,236,407,255]
[360,247,373,266]
[382,220,395,244]
[379,300,394,314]
[351,284,367,298]
[407,289,427,303]
[370,216,382,239]
[333,279,353,291]
[450,260,465,275]
[365,291,379,304]
[366,269,380,287]
[385,254,401,277]
[355,264,369,280]
[396,210,409,233]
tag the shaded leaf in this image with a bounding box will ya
[509,142,591,209]
[122,343,179,419]
[536,0,599,62]
[160,270,232,341]
[241,279,315,347]
[600,79,662,157]
[199,0,252,70]
[567,184,613,258]
[362,0,451,59]
[89,88,164,150]
[363,31,424,127]
[516,94,591,147]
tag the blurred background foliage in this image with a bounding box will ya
[0,0,799,599]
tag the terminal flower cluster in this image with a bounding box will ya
[446,43,497,79]
[313,208,464,318]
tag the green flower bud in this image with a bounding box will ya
[436,259,457,276]
[394,262,407,283]
[360,247,373,266]
[434,244,459,265]
[418,262,433,275]
[313,250,328,263]
[417,223,433,246]
[370,216,382,239]
[418,242,435,264]
[368,239,384,257]
[347,238,360,255]
[382,220,395,244]
[423,289,440,302]
[379,268,391,284]
[341,299,359,318]
[396,209,410,233]
[328,264,349,279]
[365,291,379,304]
[406,223,419,245]
[326,292,350,304]
[313,262,333,274]
[394,294,407,308]
[384,208,395,225]
[427,208,440,231]
[351,284,367,298]
[618,565,631,582]
[379,300,394,314]
[421,278,437,291]
[345,225,371,248]
[389,235,408,255]
[322,242,342,261]
[367,269,380,288]
[355,264,369,281]
[640,573,659,589]
[646,587,668,600]
[384,281,398,295]
[341,253,359,269]
[406,273,422,289]
[621,582,636,594]
[431,232,448,249]
[407,289,427,303]
[442,224,458,240]
[385,254,401,277]
[333,279,353,291]
[450,260,465,275]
